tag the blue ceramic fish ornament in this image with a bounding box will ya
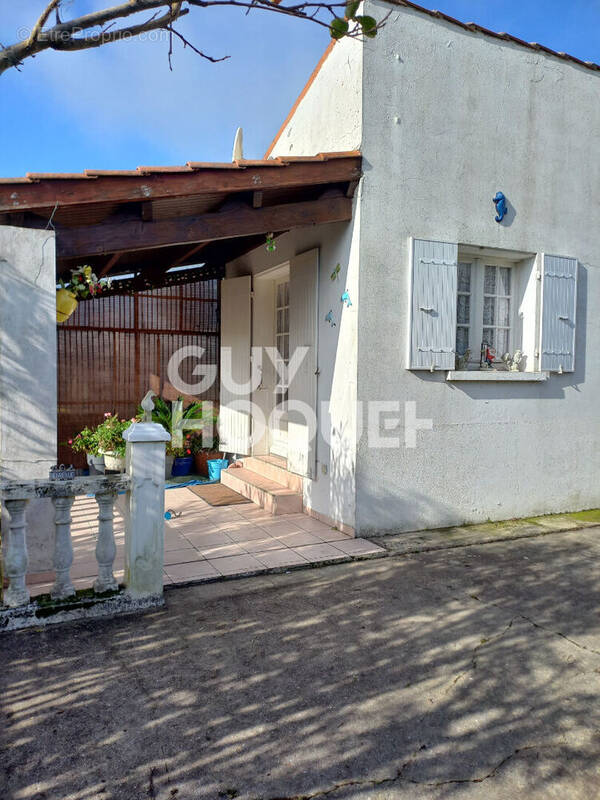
[341,290,352,307]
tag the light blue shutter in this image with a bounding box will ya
[408,238,458,370]
[540,255,578,373]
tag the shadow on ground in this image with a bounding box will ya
[2,528,600,800]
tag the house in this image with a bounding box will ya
[216,0,600,535]
[1,0,599,549]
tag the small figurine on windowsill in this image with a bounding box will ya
[502,350,524,371]
[480,342,496,369]
[455,349,471,370]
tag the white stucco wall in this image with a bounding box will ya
[0,226,58,569]
[355,3,600,533]
[268,36,363,158]
[226,208,360,530]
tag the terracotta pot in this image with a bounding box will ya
[56,289,78,323]
[194,450,224,477]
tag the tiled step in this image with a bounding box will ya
[221,466,303,515]
[241,456,303,493]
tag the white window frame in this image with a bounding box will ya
[274,277,290,407]
[457,256,520,368]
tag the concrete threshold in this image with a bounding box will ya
[370,510,600,556]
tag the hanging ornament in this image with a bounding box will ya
[330,263,341,281]
[341,290,352,307]
[266,232,277,253]
[325,310,336,327]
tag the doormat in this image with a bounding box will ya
[187,483,252,507]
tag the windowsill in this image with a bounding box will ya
[447,370,549,382]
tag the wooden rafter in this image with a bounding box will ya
[57,194,352,259]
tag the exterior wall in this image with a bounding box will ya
[0,226,58,569]
[226,208,361,530]
[268,36,363,158]
[356,2,600,532]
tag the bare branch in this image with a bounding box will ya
[0,0,384,77]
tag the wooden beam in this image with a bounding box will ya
[0,157,362,213]
[57,194,353,260]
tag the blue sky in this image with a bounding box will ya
[0,1,598,176]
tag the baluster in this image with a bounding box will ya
[51,496,76,600]
[2,498,30,607]
[94,490,118,593]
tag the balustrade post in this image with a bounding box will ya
[2,498,30,607]
[51,495,76,600]
[122,419,170,598]
[94,490,118,593]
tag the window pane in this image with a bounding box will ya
[484,265,496,294]
[499,268,511,296]
[456,326,469,355]
[483,295,495,325]
[457,294,470,324]
[277,283,284,307]
[482,328,495,348]
[277,309,284,334]
[496,328,509,355]
[458,262,471,293]
[497,297,510,327]
[284,282,289,306]
[283,307,289,332]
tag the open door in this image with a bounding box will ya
[287,248,319,478]
[219,275,252,455]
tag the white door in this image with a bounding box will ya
[270,278,290,458]
[219,275,251,455]
[287,248,319,478]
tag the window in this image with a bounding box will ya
[275,279,290,407]
[455,258,516,366]
[408,238,578,375]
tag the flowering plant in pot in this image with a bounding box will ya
[95,413,134,472]
[56,265,112,323]
[171,442,194,477]
[70,425,104,474]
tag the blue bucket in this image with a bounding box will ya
[207,458,229,481]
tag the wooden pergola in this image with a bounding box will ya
[0,151,361,290]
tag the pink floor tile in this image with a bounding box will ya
[254,549,309,569]
[165,560,219,581]
[240,538,289,554]
[209,553,264,576]
[163,548,206,566]
[331,538,386,556]
[294,543,348,562]
[273,531,323,547]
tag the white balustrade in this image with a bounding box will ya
[0,475,131,608]
[94,490,118,593]
[3,498,30,608]
[51,495,76,600]
[0,395,170,612]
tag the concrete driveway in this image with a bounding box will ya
[2,527,600,800]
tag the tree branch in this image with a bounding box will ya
[0,0,384,76]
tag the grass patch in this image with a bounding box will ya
[568,509,600,524]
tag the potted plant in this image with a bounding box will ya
[189,407,222,477]
[70,425,104,474]
[171,443,194,477]
[56,265,112,323]
[95,413,132,472]
[139,395,205,479]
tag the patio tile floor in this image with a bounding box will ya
[25,486,386,597]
